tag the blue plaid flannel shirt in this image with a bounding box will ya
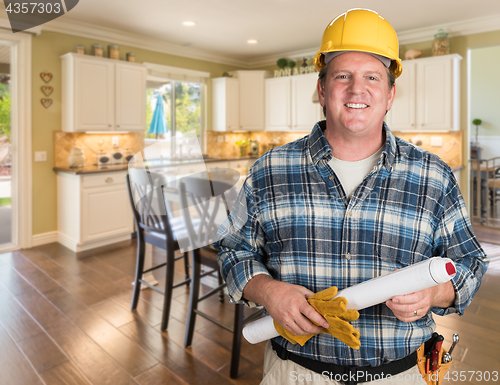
[215,121,488,367]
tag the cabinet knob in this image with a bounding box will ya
[108,124,112,128]
[105,177,113,183]
[117,125,120,128]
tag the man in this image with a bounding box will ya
[215,9,488,385]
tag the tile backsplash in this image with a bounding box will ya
[54,132,144,168]
[206,130,310,158]
[55,130,462,169]
[393,131,462,169]
[206,130,463,168]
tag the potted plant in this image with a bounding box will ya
[235,139,250,157]
[472,118,482,146]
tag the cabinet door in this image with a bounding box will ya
[75,58,114,131]
[226,79,240,130]
[265,77,291,131]
[291,73,322,130]
[115,63,147,131]
[213,78,239,131]
[416,58,452,130]
[386,61,416,130]
[238,71,265,131]
[81,184,133,243]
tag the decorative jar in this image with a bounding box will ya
[108,45,120,60]
[432,29,450,56]
[92,44,103,57]
[68,147,85,168]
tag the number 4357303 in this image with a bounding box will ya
[6,2,62,14]
[444,371,498,382]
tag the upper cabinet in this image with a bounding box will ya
[212,70,267,131]
[266,72,322,131]
[265,77,291,131]
[212,77,239,131]
[61,53,147,132]
[386,54,461,131]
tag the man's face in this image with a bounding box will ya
[318,51,396,137]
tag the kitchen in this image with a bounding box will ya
[1,1,500,384]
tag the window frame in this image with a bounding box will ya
[143,63,210,156]
[145,76,205,155]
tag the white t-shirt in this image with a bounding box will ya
[327,146,384,200]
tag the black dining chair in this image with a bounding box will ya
[178,172,262,378]
[126,168,191,331]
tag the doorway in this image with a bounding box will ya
[0,30,32,252]
[0,44,11,247]
[469,44,500,231]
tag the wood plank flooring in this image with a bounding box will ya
[0,240,498,385]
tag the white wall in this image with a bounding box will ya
[470,45,500,159]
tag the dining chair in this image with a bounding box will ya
[126,168,191,331]
[178,171,262,378]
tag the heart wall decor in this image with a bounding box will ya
[41,98,53,109]
[40,72,52,83]
[41,86,53,96]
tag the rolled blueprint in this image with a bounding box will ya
[242,257,456,344]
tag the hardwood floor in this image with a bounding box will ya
[473,222,500,245]
[0,242,265,385]
[0,241,498,385]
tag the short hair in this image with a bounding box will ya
[318,55,396,117]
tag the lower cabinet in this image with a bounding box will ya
[57,171,133,253]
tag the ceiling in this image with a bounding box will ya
[63,0,500,57]
[4,0,500,67]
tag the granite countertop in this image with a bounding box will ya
[53,156,259,175]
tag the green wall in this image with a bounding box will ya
[470,45,500,137]
[32,31,240,236]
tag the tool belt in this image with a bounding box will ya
[416,341,453,385]
[271,340,417,385]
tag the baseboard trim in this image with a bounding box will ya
[31,231,134,256]
[32,231,59,247]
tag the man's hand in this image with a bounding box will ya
[386,281,456,322]
[243,275,328,335]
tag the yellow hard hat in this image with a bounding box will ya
[314,9,403,78]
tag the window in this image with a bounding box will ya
[146,78,203,145]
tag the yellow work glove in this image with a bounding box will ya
[274,286,361,349]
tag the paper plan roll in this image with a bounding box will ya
[242,257,457,344]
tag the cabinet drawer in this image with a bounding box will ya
[228,159,254,170]
[208,161,230,171]
[82,172,128,189]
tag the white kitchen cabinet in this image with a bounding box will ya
[212,71,267,131]
[212,77,239,131]
[57,171,133,253]
[236,71,266,130]
[265,73,322,131]
[265,77,291,131]
[61,53,146,132]
[291,73,323,130]
[386,54,461,131]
